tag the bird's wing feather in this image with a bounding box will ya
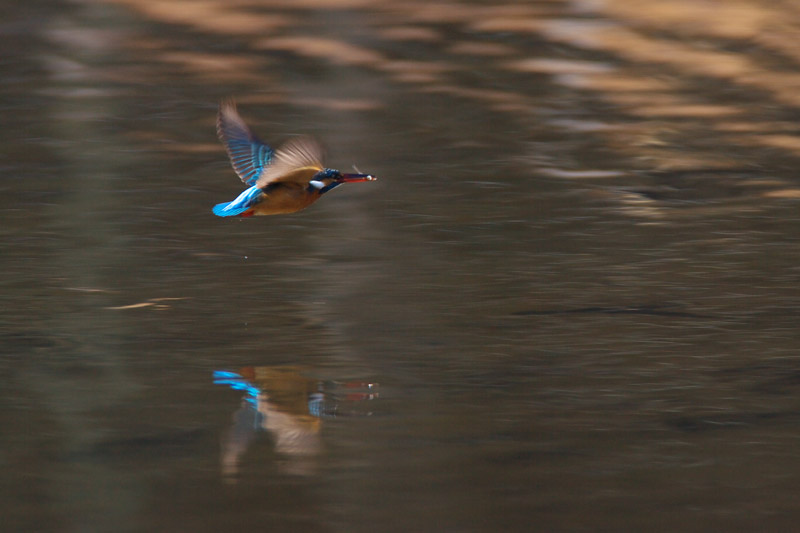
[256,136,324,188]
[217,100,274,186]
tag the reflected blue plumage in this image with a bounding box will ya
[212,370,260,406]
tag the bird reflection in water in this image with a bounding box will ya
[213,366,378,481]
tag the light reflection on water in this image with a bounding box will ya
[4,0,800,531]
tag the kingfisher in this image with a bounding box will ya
[212,100,376,217]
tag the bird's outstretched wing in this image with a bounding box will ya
[256,135,324,188]
[217,100,274,186]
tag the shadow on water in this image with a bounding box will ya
[4,0,800,531]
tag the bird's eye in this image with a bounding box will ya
[309,180,325,189]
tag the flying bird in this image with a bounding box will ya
[212,100,376,217]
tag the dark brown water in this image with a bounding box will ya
[4,0,800,530]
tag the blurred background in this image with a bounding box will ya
[4,0,800,530]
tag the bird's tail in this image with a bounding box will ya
[212,185,262,217]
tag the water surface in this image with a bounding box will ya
[4,0,800,531]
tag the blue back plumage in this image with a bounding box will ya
[212,202,251,217]
[212,185,262,217]
[217,101,274,186]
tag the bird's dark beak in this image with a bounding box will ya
[339,173,376,183]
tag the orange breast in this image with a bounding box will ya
[251,182,320,215]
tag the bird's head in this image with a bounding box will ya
[307,168,376,194]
